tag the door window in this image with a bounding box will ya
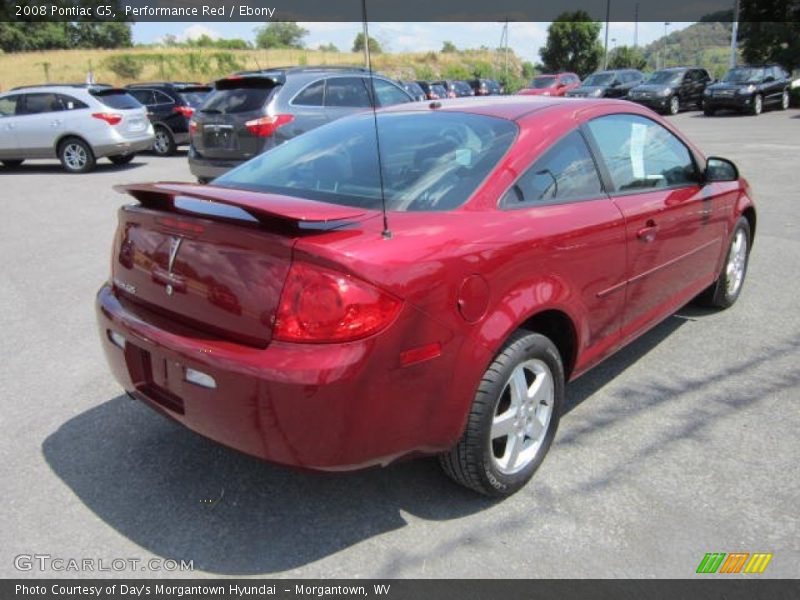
[324,77,371,108]
[501,130,604,207]
[57,94,88,110]
[153,90,175,105]
[292,79,325,106]
[0,95,20,116]
[128,89,156,105]
[586,114,698,193]
[370,79,411,106]
[18,93,64,115]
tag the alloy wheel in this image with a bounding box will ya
[490,359,554,475]
[154,130,170,155]
[782,90,790,110]
[725,228,748,297]
[64,143,87,171]
[669,96,679,115]
[753,94,762,115]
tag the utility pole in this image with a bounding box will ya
[603,0,611,69]
[634,3,639,48]
[730,0,740,68]
[501,19,509,86]
[662,21,670,68]
[362,19,370,68]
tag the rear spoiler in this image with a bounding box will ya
[114,182,369,225]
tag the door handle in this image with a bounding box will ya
[637,220,659,243]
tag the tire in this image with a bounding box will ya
[696,217,751,309]
[58,137,96,173]
[667,95,680,116]
[703,106,715,117]
[779,89,789,110]
[749,94,763,116]
[152,126,176,156]
[197,177,211,184]
[2,159,24,168]
[108,154,135,165]
[439,330,564,497]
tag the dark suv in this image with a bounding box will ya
[126,82,212,156]
[628,67,711,115]
[703,64,791,116]
[188,67,412,182]
[432,80,474,98]
[468,79,503,96]
[566,69,644,98]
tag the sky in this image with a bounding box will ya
[132,21,694,63]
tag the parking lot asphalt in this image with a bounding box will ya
[1,108,798,579]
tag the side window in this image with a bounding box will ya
[128,89,155,105]
[18,93,63,115]
[586,114,698,192]
[371,79,411,106]
[501,130,604,207]
[57,94,88,110]
[153,90,174,105]
[0,94,19,116]
[293,79,325,106]
[325,77,371,108]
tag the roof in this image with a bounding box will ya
[10,83,112,91]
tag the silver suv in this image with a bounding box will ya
[188,66,413,182]
[0,84,155,173]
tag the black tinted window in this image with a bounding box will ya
[215,112,517,212]
[293,79,325,106]
[325,77,371,107]
[57,94,88,110]
[587,114,697,192]
[128,89,155,105]
[177,89,211,107]
[153,90,174,104]
[19,93,63,114]
[371,79,411,106]
[92,90,142,109]
[202,86,272,114]
[502,130,603,206]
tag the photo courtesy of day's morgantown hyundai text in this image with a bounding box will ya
[96,95,755,496]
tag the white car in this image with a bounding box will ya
[0,84,155,173]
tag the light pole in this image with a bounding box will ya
[730,0,740,68]
[634,2,639,48]
[662,21,671,68]
[603,0,611,70]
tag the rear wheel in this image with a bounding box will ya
[108,154,135,165]
[696,217,751,309]
[779,89,790,110]
[749,94,763,116]
[667,95,680,116]
[439,331,564,497]
[2,159,24,168]
[152,126,176,156]
[58,137,96,173]
[703,105,715,117]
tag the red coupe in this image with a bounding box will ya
[517,73,581,96]
[97,97,755,496]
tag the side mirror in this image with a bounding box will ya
[705,156,739,183]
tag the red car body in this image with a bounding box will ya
[518,73,581,97]
[97,97,755,473]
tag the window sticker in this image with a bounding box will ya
[630,122,647,180]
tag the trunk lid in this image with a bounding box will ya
[111,182,374,347]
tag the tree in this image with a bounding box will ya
[441,40,457,53]
[539,11,603,76]
[254,22,307,49]
[739,0,800,71]
[68,22,132,49]
[608,46,647,70]
[317,42,339,52]
[352,32,382,54]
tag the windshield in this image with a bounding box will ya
[214,112,517,212]
[531,76,557,89]
[723,68,765,84]
[647,71,683,85]
[583,73,614,86]
[178,89,211,107]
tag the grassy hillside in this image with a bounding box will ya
[0,46,525,91]
[641,22,736,78]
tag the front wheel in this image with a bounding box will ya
[439,331,564,497]
[667,95,680,116]
[152,126,176,156]
[696,217,751,309]
[779,89,789,110]
[749,94,763,115]
[108,154,135,165]
[703,105,715,117]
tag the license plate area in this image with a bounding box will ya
[127,118,146,132]
[203,125,237,150]
[125,343,185,414]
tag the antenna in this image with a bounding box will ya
[361,0,392,239]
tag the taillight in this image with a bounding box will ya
[273,262,402,343]
[188,120,198,136]
[173,105,194,118]
[245,114,294,137]
[92,112,122,125]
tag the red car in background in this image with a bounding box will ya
[97,97,755,496]
[518,73,581,96]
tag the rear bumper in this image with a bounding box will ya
[94,135,154,158]
[187,147,244,180]
[95,284,471,470]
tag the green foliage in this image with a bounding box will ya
[641,22,733,70]
[104,54,142,79]
[254,22,308,49]
[352,32,382,54]
[317,42,339,52]
[0,21,132,52]
[608,46,647,70]
[212,52,245,73]
[521,61,537,80]
[539,11,602,77]
[441,41,457,53]
[441,64,472,80]
[298,53,308,66]
[470,60,496,79]
[414,64,437,80]
[739,18,800,71]
[499,72,526,94]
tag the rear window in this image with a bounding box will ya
[214,111,517,212]
[177,88,211,107]
[201,82,275,114]
[91,89,142,109]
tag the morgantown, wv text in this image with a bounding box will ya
[16,583,392,598]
